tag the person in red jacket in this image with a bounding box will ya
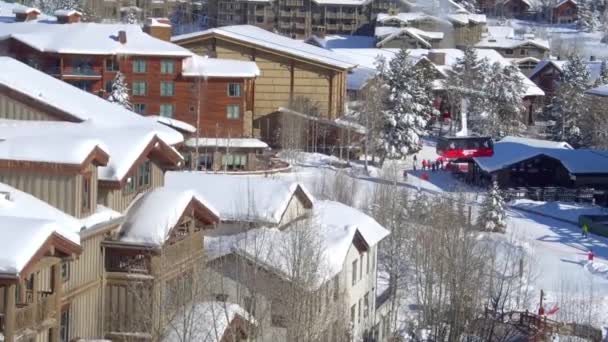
[588,249,594,262]
[422,159,427,170]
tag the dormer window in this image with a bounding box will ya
[137,160,151,188]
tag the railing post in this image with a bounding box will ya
[5,284,16,342]
[51,264,62,342]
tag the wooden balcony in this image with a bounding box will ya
[154,230,204,272]
[61,66,102,79]
[283,0,303,6]
[106,253,151,274]
[15,291,57,331]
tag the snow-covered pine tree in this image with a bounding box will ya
[594,59,608,86]
[378,48,435,161]
[121,7,139,24]
[107,72,132,111]
[478,181,507,233]
[453,0,479,13]
[26,0,91,21]
[486,62,526,137]
[577,0,599,32]
[550,54,590,147]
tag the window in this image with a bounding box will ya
[228,83,241,97]
[222,154,247,170]
[366,251,370,274]
[244,296,256,316]
[520,49,527,56]
[227,104,240,119]
[105,58,118,72]
[124,176,136,194]
[360,255,363,280]
[505,49,514,55]
[358,298,362,323]
[132,59,146,73]
[364,292,369,318]
[160,104,174,118]
[104,80,113,93]
[160,81,175,96]
[137,160,151,188]
[352,259,358,286]
[132,81,146,96]
[61,261,70,282]
[60,307,70,342]
[82,173,91,213]
[215,293,228,302]
[333,277,339,301]
[133,103,146,114]
[350,304,356,324]
[160,60,175,74]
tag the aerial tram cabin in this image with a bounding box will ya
[437,136,494,160]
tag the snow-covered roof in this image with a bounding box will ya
[165,172,313,224]
[11,7,40,15]
[0,0,53,23]
[0,135,108,166]
[486,25,515,39]
[376,27,444,48]
[0,23,192,56]
[205,200,389,286]
[554,0,576,8]
[0,182,81,275]
[529,58,603,85]
[182,55,260,78]
[335,48,544,97]
[145,17,171,27]
[53,9,81,17]
[376,12,445,25]
[172,25,356,70]
[149,115,196,133]
[475,36,550,51]
[586,84,608,97]
[446,12,487,25]
[0,58,183,142]
[499,136,573,149]
[118,187,219,246]
[184,137,269,149]
[314,0,371,4]
[0,120,183,182]
[305,34,375,50]
[163,301,256,342]
[474,138,608,174]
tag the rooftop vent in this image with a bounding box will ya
[118,30,127,44]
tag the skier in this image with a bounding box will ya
[582,223,589,238]
[422,159,427,170]
[588,249,594,262]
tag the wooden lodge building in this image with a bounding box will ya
[469,137,608,195]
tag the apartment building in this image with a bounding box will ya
[86,0,192,22]
[172,25,356,144]
[165,172,390,342]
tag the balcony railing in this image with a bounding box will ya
[62,67,101,77]
[15,292,56,330]
[159,230,204,270]
[106,254,151,274]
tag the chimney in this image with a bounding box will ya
[13,7,40,22]
[118,30,127,44]
[143,17,172,41]
[590,55,596,61]
[54,9,82,23]
[428,50,446,66]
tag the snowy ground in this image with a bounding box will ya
[277,139,608,336]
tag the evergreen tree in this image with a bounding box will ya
[550,54,590,147]
[577,0,599,32]
[594,59,608,86]
[377,48,435,161]
[107,72,132,111]
[121,7,139,24]
[485,63,526,137]
[26,0,91,21]
[478,181,507,233]
[454,0,479,13]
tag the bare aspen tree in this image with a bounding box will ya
[355,77,387,173]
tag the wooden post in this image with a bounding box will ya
[328,72,334,119]
[5,284,16,342]
[52,264,62,342]
[289,60,295,106]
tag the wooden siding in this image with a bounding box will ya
[98,160,164,213]
[0,163,96,219]
[69,285,103,339]
[0,93,53,121]
[205,39,347,120]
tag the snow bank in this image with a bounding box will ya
[584,261,608,280]
[511,199,606,224]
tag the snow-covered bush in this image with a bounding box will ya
[478,181,507,233]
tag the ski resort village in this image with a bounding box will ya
[2,0,608,341]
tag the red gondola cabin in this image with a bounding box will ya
[437,136,494,160]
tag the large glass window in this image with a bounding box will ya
[132,60,147,73]
[161,60,175,74]
[160,104,174,118]
[132,81,146,96]
[227,83,241,97]
[226,104,240,119]
[160,81,175,96]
